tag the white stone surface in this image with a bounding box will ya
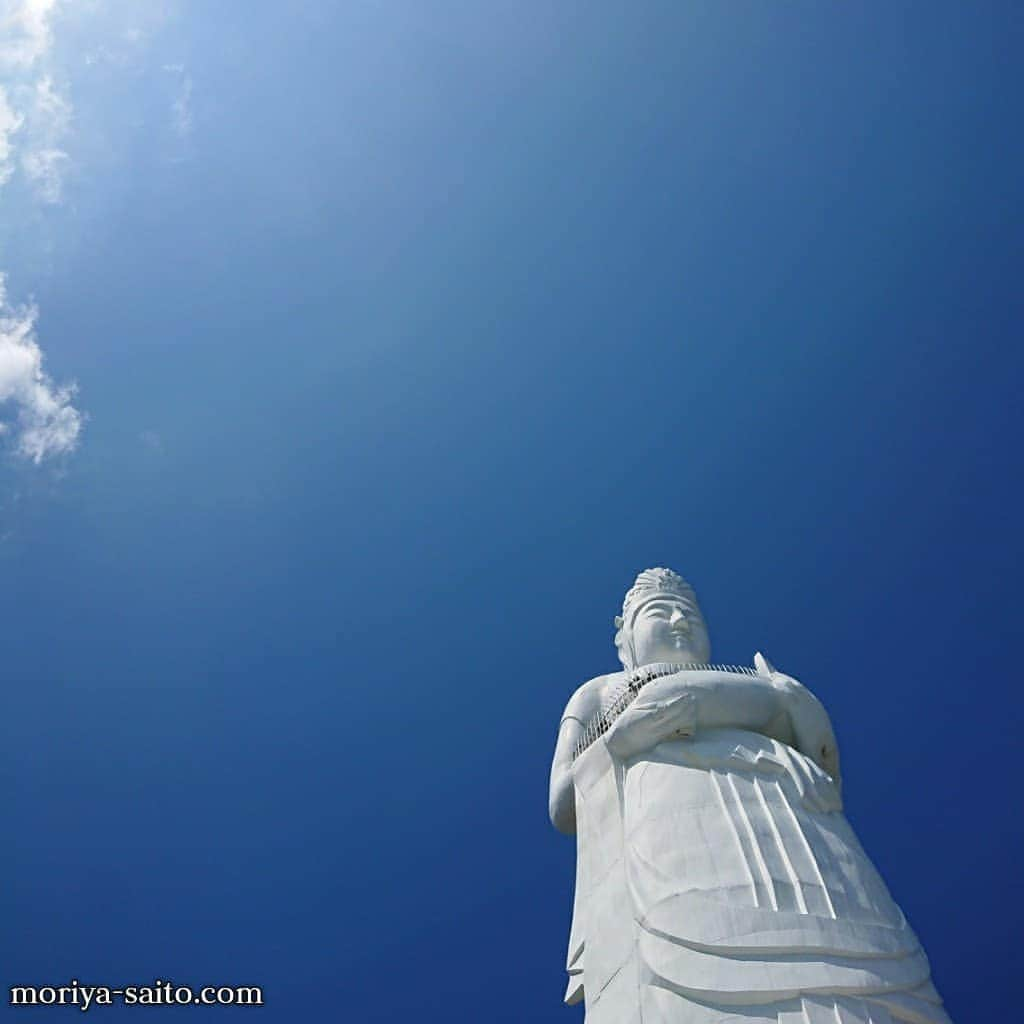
[549,568,952,1024]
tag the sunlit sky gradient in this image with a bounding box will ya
[2,3,1022,1020]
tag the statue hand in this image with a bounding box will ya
[606,689,697,759]
[634,689,698,738]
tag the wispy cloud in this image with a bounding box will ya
[0,0,82,459]
[0,274,82,462]
[0,85,23,185]
[2,2,188,463]
[20,75,70,201]
[162,62,192,142]
[139,429,163,453]
[171,72,191,138]
[13,72,72,205]
[21,144,66,201]
[1,4,73,202]
[0,0,58,69]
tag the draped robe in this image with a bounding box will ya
[566,719,953,1024]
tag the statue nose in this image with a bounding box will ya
[670,610,688,631]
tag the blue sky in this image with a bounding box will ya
[2,2,1021,1020]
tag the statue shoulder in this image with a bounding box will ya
[561,672,623,728]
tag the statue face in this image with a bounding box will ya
[628,596,710,668]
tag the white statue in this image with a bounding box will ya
[549,568,952,1024]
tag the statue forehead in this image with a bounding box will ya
[616,567,703,628]
[632,594,694,613]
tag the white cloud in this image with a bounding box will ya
[31,73,70,133]
[21,144,67,201]
[139,429,163,452]
[0,1,81,463]
[0,274,82,461]
[0,85,24,185]
[163,62,192,140]
[0,4,71,203]
[1,1,184,464]
[171,73,191,138]
[20,74,71,203]
[0,0,58,69]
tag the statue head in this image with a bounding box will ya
[614,568,711,671]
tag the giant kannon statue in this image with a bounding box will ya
[549,568,952,1024]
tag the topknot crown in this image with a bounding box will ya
[621,567,696,620]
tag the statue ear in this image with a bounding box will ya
[614,615,624,629]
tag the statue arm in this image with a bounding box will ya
[549,715,583,835]
[605,670,781,759]
[602,667,842,779]
[549,682,602,835]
